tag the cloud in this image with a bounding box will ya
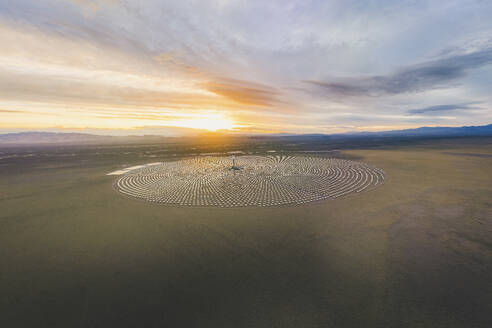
[67,0,119,12]
[305,47,492,97]
[0,109,57,115]
[203,78,281,107]
[407,102,482,115]
[0,109,26,113]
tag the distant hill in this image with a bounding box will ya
[253,124,492,140]
[351,124,492,137]
[1,124,491,145]
[0,132,114,145]
[0,131,207,146]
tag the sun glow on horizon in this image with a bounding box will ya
[168,115,235,131]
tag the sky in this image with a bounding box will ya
[0,0,491,135]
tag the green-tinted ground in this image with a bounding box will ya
[1,138,491,327]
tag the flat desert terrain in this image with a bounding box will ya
[1,137,491,327]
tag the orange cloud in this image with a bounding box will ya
[204,78,281,107]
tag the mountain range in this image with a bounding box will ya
[1,124,491,145]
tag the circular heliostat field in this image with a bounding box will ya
[114,155,385,207]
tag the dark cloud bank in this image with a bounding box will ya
[407,102,482,115]
[306,47,492,98]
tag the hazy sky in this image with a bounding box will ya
[1,0,491,135]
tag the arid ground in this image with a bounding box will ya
[1,137,491,327]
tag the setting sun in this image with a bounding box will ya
[171,116,235,131]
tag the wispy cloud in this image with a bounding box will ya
[0,109,26,113]
[407,102,482,115]
[305,47,492,97]
[204,78,281,107]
